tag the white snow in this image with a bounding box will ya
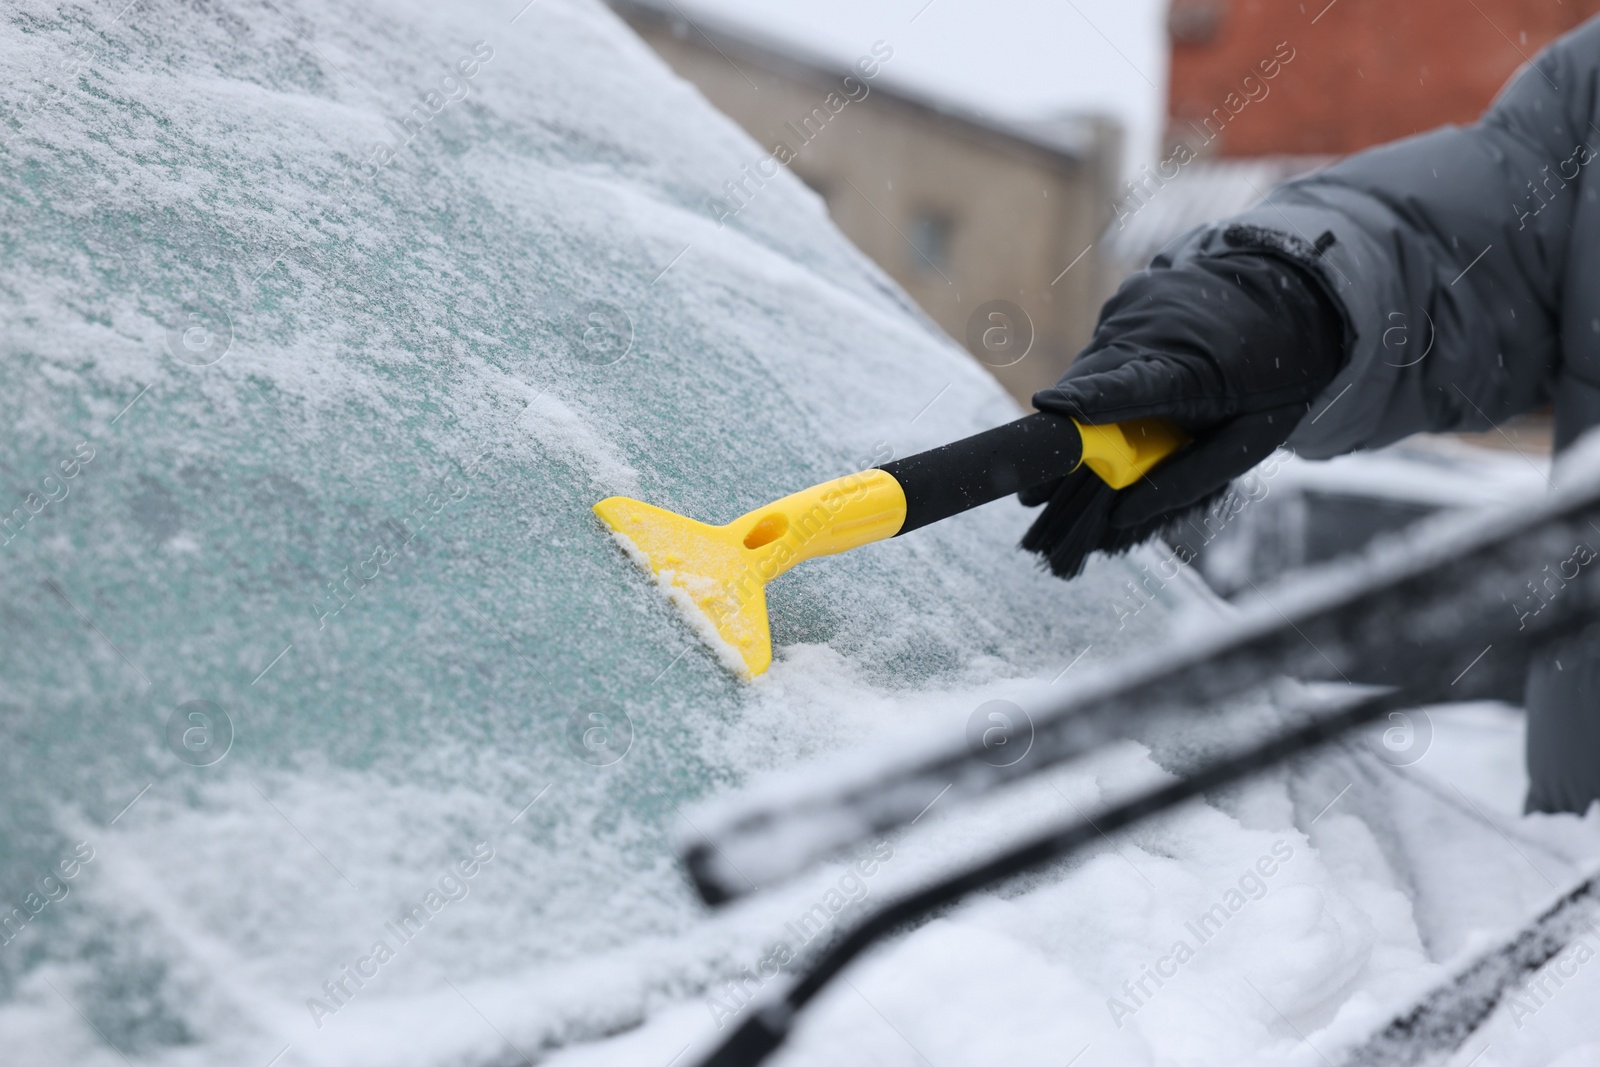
[608,526,756,679]
[546,699,1600,1067]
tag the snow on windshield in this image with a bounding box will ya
[3,1,1598,1066]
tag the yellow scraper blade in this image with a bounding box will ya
[593,469,909,679]
[593,495,776,678]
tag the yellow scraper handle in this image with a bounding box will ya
[1074,417,1190,489]
[594,416,1186,677]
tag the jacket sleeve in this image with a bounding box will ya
[1157,17,1600,458]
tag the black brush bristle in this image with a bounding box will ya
[1102,485,1231,559]
[1019,469,1115,579]
[1021,474,1232,581]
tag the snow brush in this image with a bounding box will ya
[593,412,1187,678]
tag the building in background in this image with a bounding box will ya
[1166,0,1600,157]
[609,0,1123,404]
[1111,0,1600,271]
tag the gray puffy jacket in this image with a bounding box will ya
[1168,16,1600,457]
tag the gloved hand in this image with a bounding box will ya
[1021,240,1347,577]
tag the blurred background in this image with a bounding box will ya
[607,0,1598,591]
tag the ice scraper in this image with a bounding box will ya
[592,411,1186,678]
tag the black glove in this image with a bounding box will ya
[1021,239,1347,578]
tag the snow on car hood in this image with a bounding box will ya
[2,1,1599,1066]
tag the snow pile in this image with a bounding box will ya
[1,1,1597,1066]
[556,702,1600,1067]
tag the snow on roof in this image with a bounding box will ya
[610,0,1110,166]
[626,0,1171,178]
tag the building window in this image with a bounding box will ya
[1168,0,1222,45]
[907,213,953,274]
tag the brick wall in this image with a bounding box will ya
[1167,0,1600,157]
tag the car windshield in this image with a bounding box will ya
[0,2,1198,1064]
